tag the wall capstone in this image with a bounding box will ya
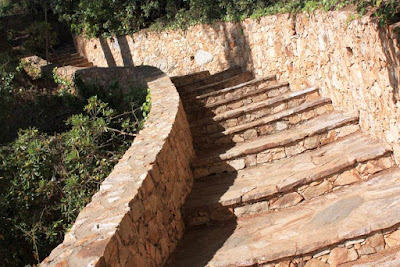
[41,66,194,266]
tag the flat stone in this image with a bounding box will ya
[357,232,385,256]
[193,112,358,167]
[303,180,332,200]
[170,169,400,266]
[334,170,361,186]
[304,259,329,267]
[194,50,213,66]
[328,247,358,266]
[385,230,400,247]
[270,192,303,210]
[187,132,391,213]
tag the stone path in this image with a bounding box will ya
[50,43,94,68]
[169,67,400,266]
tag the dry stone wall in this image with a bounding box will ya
[41,66,194,266]
[74,10,400,162]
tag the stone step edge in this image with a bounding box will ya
[193,113,359,168]
[195,75,279,100]
[183,79,284,115]
[170,70,210,87]
[182,71,254,96]
[189,86,320,128]
[209,168,400,267]
[200,81,289,111]
[178,66,242,92]
[236,152,393,214]
[202,97,332,141]
[186,134,393,218]
[256,219,400,267]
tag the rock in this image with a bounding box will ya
[385,230,400,247]
[327,247,358,266]
[21,55,50,80]
[229,159,245,171]
[270,192,303,210]
[244,129,258,140]
[234,201,269,217]
[303,180,332,200]
[357,232,385,255]
[334,170,361,186]
[304,259,329,267]
[195,50,213,66]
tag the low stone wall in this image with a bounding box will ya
[42,66,194,266]
[74,10,400,162]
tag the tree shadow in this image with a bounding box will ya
[99,37,117,67]
[377,23,400,103]
[116,35,134,66]
[203,20,254,73]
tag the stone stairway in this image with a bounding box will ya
[168,67,400,267]
[50,43,94,68]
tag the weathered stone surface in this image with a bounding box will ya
[328,247,358,266]
[194,50,213,66]
[304,259,329,267]
[171,169,400,266]
[385,230,400,247]
[334,170,361,186]
[270,192,303,210]
[185,132,391,215]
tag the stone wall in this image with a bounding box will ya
[74,10,400,162]
[41,66,194,266]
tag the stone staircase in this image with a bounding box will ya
[50,43,94,68]
[168,67,400,266]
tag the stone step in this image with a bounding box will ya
[185,132,393,226]
[168,168,400,267]
[182,71,254,98]
[193,97,333,151]
[192,112,359,178]
[58,57,89,66]
[171,70,210,88]
[184,77,283,115]
[178,66,243,93]
[50,53,81,63]
[189,86,322,137]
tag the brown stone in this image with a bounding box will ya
[334,170,361,186]
[303,180,332,200]
[386,230,400,247]
[270,192,303,210]
[357,232,385,255]
[304,259,329,267]
[327,247,358,266]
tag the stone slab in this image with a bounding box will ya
[187,132,391,210]
[170,168,400,266]
[193,112,359,167]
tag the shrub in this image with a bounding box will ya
[0,82,150,265]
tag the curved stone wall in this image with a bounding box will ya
[74,10,400,163]
[42,66,194,266]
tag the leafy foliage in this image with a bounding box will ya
[39,0,400,37]
[0,76,150,265]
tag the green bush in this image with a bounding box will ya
[0,82,150,265]
[47,0,399,37]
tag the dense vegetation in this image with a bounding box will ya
[2,0,398,38]
[0,33,150,265]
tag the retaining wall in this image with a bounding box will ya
[42,66,194,266]
[74,10,400,162]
